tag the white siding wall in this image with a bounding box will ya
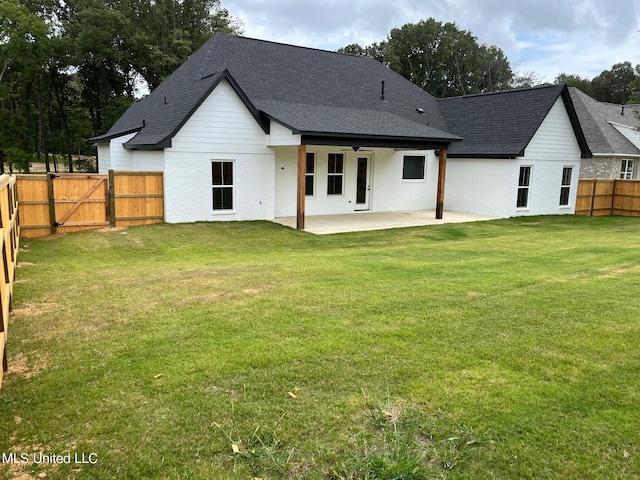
[274,147,437,217]
[108,132,136,171]
[269,122,301,146]
[97,135,164,173]
[97,144,112,172]
[164,80,274,223]
[445,97,582,217]
[519,97,581,216]
[611,122,640,150]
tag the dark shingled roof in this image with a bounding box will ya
[439,84,590,158]
[569,87,640,156]
[91,34,460,149]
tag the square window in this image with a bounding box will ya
[403,156,425,180]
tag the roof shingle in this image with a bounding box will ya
[92,34,459,148]
[569,87,640,156]
[439,84,576,158]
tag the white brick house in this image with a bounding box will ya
[91,34,591,228]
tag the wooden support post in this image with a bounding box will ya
[108,169,116,228]
[436,149,447,220]
[47,173,57,234]
[297,145,306,230]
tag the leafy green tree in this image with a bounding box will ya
[121,0,241,89]
[0,0,241,173]
[340,19,513,97]
[0,0,52,171]
[555,73,593,95]
[591,62,637,104]
[338,42,386,64]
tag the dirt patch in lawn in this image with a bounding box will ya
[96,226,127,233]
[186,285,276,303]
[12,302,59,317]
[8,352,48,380]
[596,264,640,279]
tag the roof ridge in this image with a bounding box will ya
[215,32,368,60]
[439,83,562,101]
[570,87,635,154]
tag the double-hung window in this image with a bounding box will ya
[212,161,234,211]
[559,167,572,206]
[305,152,315,196]
[517,166,531,208]
[621,159,634,179]
[327,153,344,195]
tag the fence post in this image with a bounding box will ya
[47,173,57,234]
[108,169,116,228]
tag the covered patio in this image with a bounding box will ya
[272,209,498,235]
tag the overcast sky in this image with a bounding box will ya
[224,0,640,83]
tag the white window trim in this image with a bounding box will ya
[402,155,427,182]
[559,166,573,208]
[516,165,532,210]
[621,159,634,180]
[327,153,345,196]
[211,160,235,214]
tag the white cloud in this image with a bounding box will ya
[225,0,640,82]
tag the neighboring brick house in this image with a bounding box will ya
[570,87,640,179]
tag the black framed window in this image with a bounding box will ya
[327,153,344,195]
[621,159,634,179]
[517,166,531,208]
[559,167,572,206]
[402,155,425,180]
[212,161,233,210]
[306,152,315,196]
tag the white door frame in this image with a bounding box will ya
[355,154,372,210]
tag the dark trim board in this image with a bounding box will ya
[301,134,453,151]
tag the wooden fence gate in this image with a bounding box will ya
[17,171,164,238]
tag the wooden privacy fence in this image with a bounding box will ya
[576,179,640,216]
[17,171,164,238]
[0,175,20,388]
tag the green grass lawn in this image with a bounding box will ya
[1,216,639,479]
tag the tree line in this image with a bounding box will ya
[2,8,638,173]
[341,18,640,105]
[555,62,640,105]
[0,0,240,172]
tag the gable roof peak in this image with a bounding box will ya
[93,31,455,148]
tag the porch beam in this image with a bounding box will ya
[297,144,306,229]
[436,149,447,219]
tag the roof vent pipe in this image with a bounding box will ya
[621,105,625,115]
[380,80,385,101]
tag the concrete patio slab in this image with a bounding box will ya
[272,210,499,234]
